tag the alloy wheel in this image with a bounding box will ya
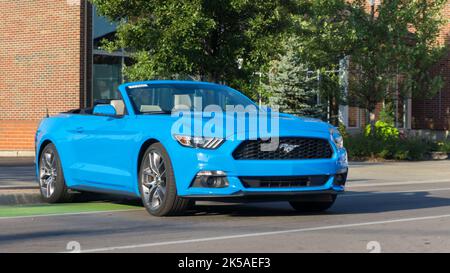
[39,151,57,198]
[142,151,167,210]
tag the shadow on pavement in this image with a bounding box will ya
[0,190,449,247]
[65,189,450,217]
[71,192,143,207]
[0,158,35,167]
[187,190,450,217]
[0,158,36,189]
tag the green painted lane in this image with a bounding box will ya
[0,202,142,218]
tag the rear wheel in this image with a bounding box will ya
[289,194,337,213]
[38,143,73,203]
[139,143,191,216]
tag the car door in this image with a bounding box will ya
[70,111,138,193]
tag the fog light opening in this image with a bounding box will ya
[192,171,229,188]
[334,172,348,186]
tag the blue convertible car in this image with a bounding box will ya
[35,81,348,216]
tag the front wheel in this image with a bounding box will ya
[139,143,191,216]
[289,194,337,213]
[38,143,73,203]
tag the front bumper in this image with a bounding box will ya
[182,189,342,202]
[168,137,348,198]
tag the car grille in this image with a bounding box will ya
[232,137,333,160]
[240,175,330,188]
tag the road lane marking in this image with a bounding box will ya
[347,179,450,188]
[0,208,142,220]
[77,213,450,253]
[3,185,450,220]
[343,187,450,197]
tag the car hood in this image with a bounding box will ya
[135,112,333,138]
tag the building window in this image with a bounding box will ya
[92,6,129,102]
[348,107,361,128]
[93,54,122,100]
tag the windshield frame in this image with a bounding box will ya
[124,83,257,115]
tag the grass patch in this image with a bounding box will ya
[0,202,141,218]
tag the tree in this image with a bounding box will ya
[260,0,357,126]
[259,0,360,123]
[264,40,323,118]
[348,0,447,127]
[91,0,304,96]
[288,0,359,125]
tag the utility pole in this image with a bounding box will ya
[368,0,376,132]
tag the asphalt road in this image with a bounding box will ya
[1,160,450,253]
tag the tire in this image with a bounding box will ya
[139,143,191,216]
[38,143,73,203]
[289,194,337,213]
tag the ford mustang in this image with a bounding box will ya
[35,81,348,216]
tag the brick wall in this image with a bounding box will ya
[412,3,450,130]
[0,120,39,151]
[0,0,89,152]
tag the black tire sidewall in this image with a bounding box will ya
[39,143,69,203]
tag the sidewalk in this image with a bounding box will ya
[0,156,35,167]
[0,157,40,205]
[0,157,37,189]
[0,157,139,205]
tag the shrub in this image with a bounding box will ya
[345,134,383,159]
[338,122,349,139]
[364,121,399,140]
[435,140,450,153]
[392,138,432,161]
[346,134,433,161]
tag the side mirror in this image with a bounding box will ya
[93,104,117,116]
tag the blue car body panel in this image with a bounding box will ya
[35,80,348,199]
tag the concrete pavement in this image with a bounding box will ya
[0,160,450,252]
[0,157,39,205]
[0,157,140,205]
[0,157,36,189]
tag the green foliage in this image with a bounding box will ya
[292,0,357,124]
[348,0,447,113]
[91,0,447,119]
[364,121,400,140]
[435,140,450,153]
[91,0,303,96]
[264,40,323,117]
[337,122,349,139]
[391,138,433,161]
[378,103,395,125]
[294,0,358,68]
[345,134,433,161]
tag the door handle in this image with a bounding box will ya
[75,127,84,133]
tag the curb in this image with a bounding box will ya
[0,151,35,158]
[0,157,35,167]
[0,189,42,206]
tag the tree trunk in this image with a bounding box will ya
[367,106,376,136]
[330,97,340,126]
[206,72,220,83]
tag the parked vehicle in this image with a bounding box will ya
[35,81,348,216]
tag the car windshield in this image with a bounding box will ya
[126,83,256,114]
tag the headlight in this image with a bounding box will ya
[330,128,344,149]
[174,135,224,149]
